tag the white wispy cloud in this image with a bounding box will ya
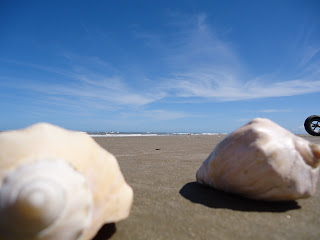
[259,109,292,113]
[0,58,165,112]
[2,12,320,118]
[154,13,320,102]
[167,73,320,101]
[299,46,320,67]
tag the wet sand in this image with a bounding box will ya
[92,135,320,240]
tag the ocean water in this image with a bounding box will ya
[87,132,228,137]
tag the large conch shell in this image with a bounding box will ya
[196,118,320,201]
[0,123,133,240]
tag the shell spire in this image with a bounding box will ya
[0,159,92,240]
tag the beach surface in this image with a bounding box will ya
[92,135,320,240]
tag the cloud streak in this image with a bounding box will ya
[1,12,320,120]
[259,109,292,113]
[154,13,320,102]
[167,73,320,101]
[0,58,165,113]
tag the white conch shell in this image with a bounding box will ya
[196,118,320,201]
[0,123,133,240]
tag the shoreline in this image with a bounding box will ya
[89,133,312,137]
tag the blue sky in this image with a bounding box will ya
[1,0,319,133]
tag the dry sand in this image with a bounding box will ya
[92,135,320,240]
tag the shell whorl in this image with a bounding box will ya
[0,159,93,240]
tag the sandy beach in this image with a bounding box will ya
[92,135,320,240]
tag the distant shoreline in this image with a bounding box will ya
[89,132,228,137]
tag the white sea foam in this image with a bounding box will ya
[89,132,227,137]
[90,133,158,137]
[200,133,227,135]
